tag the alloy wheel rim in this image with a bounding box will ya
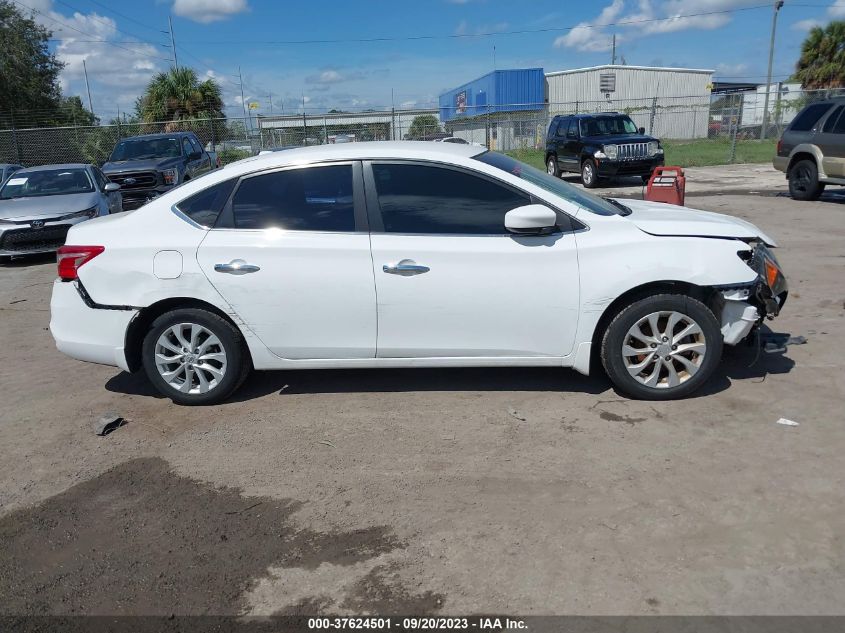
[547,159,555,175]
[583,163,593,184]
[154,323,227,394]
[621,311,706,389]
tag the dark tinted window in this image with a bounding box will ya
[372,163,529,234]
[822,107,842,132]
[568,119,579,137]
[92,168,107,190]
[232,165,355,231]
[176,179,237,227]
[552,118,567,136]
[791,103,833,132]
[189,136,203,155]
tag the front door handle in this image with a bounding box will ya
[383,259,430,276]
[214,259,260,275]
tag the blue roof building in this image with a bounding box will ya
[439,68,545,122]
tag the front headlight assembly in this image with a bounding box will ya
[59,206,99,221]
[648,141,661,156]
[162,168,179,185]
[603,144,618,160]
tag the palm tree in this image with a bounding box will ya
[137,67,224,123]
[795,21,845,89]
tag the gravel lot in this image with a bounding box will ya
[1,165,843,616]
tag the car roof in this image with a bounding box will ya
[14,163,92,173]
[555,112,623,119]
[230,140,484,168]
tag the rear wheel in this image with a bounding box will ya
[788,159,825,201]
[142,308,250,405]
[581,159,599,188]
[601,294,722,400]
[546,155,561,177]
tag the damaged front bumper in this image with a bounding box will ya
[716,242,788,346]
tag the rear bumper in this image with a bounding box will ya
[772,155,789,174]
[49,280,137,371]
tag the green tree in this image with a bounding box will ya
[136,67,225,122]
[794,21,845,89]
[56,96,98,126]
[0,0,64,127]
[406,114,441,139]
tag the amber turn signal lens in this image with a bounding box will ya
[765,259,779,288]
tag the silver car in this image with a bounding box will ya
[0,163,121,259]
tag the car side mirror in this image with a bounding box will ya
[189,151,202,160]
[638,127,646,135]
[104,182,120,192]
[504,204,557,235]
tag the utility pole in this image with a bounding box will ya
[82,58,94,117]
[168,15,178,69]
[302,94,307,145]
[761,1,784,140]
[238,66,248,131]
[268,92,273,115]
[493,45,496,70]
[611,34,617,65]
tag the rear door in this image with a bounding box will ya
[196,162,377,359]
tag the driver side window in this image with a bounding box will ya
[182,138,193,157]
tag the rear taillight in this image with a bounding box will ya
[57,245,104,281]
[777,139,783,155]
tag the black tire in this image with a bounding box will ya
[641,174,651,184]
[601,294,723,400]
[581,159,599,188]
[546,155,561,178]
[141,308,250,405]
[788,159,825,201]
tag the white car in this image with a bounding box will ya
[49,142,787,405]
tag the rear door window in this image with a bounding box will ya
[230,164,355,231]
[791,103,833,132]
[822,106,844,133]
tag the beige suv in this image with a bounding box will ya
[774,98,845,200]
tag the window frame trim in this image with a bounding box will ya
[212,160,368,234]
[362,159,574,237]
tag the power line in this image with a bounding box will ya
[85,0,167,33]
[52,0,168,45]
[175,5,773,45]
[10,0,172,62]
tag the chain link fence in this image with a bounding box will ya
[3,89,845,169]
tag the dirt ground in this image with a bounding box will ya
[1,166,844,617]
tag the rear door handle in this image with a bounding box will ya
[383,259,430,276]
[214,259,260,275]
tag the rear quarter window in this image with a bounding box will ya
[175,179,236,228]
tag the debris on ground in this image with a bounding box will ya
[318,439,336,448]
[93,414,126,436]
[761,333,808,354]
[508,409,526,421]
[9,299,26,304]
[776,418,800,427]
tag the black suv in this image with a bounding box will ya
[545,113,664,188]
[102,132,216,210]
[773,98,845,201]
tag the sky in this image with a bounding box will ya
[14,0,845,122]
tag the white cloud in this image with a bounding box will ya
[172,0,249,24]
[554,0,763,51]
[829,0,845,17]
[21,1,166,115]
[793,18,823,31]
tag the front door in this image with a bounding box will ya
[196,162,377,359]
[365,161,580,359]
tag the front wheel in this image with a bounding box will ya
[788,159,825,201]
[601,294,722,400]
[581,159,599,188]
[142,308,250,405]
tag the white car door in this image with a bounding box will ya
[365,161,580,359]
[195,162,377,359]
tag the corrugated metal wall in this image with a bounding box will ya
[545,66,713,139]
[439,69,545,122]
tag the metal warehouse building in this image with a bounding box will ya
[545,65,714,139]
[438,68,546,150]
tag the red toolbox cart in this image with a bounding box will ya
[645,166,686,206]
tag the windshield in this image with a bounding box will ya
[474,151,622,216]
[0,168,94,199]
[110,138,181,161]
[580,116,638,136]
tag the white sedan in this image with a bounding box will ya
[49,142,787,405]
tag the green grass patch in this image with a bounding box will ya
[504,139,777,170]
